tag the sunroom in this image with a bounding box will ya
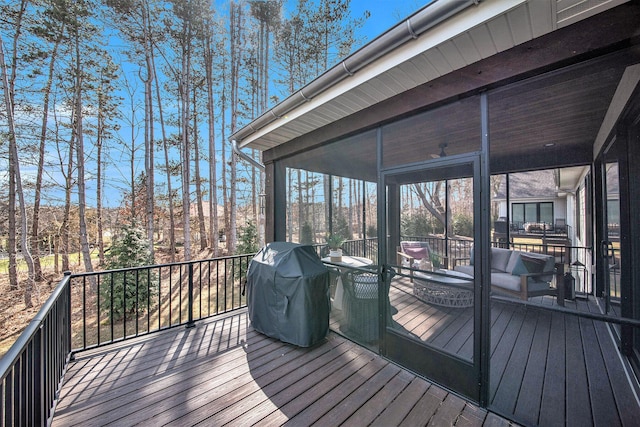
[230,0,640,424]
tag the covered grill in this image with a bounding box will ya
[246,242,330,347]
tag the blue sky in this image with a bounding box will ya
[351,0,426,39]
[5,1,429,211]
[108,1,430,209]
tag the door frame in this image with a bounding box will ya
[376,151,490,404]
[594,89,640,367]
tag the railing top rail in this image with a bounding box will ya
[0,272,72,377]
[68,253,257,278]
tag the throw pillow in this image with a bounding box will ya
[510,255,529,276]
[520,255,546,274]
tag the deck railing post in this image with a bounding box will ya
[35,320,43,426]
[186,263,196,328]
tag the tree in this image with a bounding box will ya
[106,0,163,260]
[227,0,243,255]
[192,79,208,251]
[0,0,27,292]
[236,221,258,255]
[202,2,220,256]
[100,224,156,321]
[28,0,68,282]
[1,31,36,306]
[69,0,96,277]
[93,54,121,266]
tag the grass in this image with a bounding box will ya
[0,252,101,275]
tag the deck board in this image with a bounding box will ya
[379,279,640,427]
[493,307,538,414]
[513,309,551,424]
[564,312,593,427]
[53,276,640,427]
[538,311,566,427]
[53,310,511,427]
[579,315,620,427]
[371,376,432,426]
[312,363,402,426]
[398,383,448,427]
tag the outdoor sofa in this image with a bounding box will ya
[453,246,564,303]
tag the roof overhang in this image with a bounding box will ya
[230,0,630,152]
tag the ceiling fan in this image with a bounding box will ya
[430,142,448,158]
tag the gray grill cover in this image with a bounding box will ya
[247,242,330,347]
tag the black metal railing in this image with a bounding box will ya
[0,272,72,427]
[312,237,379,260]
[342,237,378,259]
[69,254,254,350]
[0,253,255,426]
[401,235,473,267]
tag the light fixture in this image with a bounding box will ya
[439,142,448,157]
[544,142,556,148]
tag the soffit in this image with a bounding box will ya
[240,0,628,151]
[285,50,634,179]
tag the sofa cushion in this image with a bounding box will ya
[521,254,546,274]
[491,273,521,292]
[509,254,529,276]
[491,247,512,272]
[401,242,429,260]
[505,251,520,273]
[454,265,474,277]
[491,273,554,294]
[439,269,473,279]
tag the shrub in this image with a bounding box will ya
[237,221,259,254]
[366,225,377,238]
[402,212,437,237]
[333,214,351,240]
[100,224,156,321]
[300,222,314,244]
[452,214,474,237]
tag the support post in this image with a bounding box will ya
[186,264,195,329]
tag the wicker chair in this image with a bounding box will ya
[341,270,380,342]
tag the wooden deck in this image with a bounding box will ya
[333,278,640,427]
[52,309,515,427]
[53,275,640,427]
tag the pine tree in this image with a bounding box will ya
[101,224,156,321]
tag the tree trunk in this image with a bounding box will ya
[180,19,192,261]
[193,87,207,251]
[130,98,136,224]
[73,31,94,277]
[142,5,155,261]
[96,124,105,266]
[153,53,176,262]
[221,66,229,254]
[3,1,27,291]
[61,137,74,273]
[204,31,219,256]
[32,24,64,281]
[228,2,241,254]
[413,183,446,227]
[0,34,35,306]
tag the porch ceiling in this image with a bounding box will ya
[234,0,632,156]
[283,51,633,180]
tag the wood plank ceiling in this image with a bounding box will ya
[286,52,630,180]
